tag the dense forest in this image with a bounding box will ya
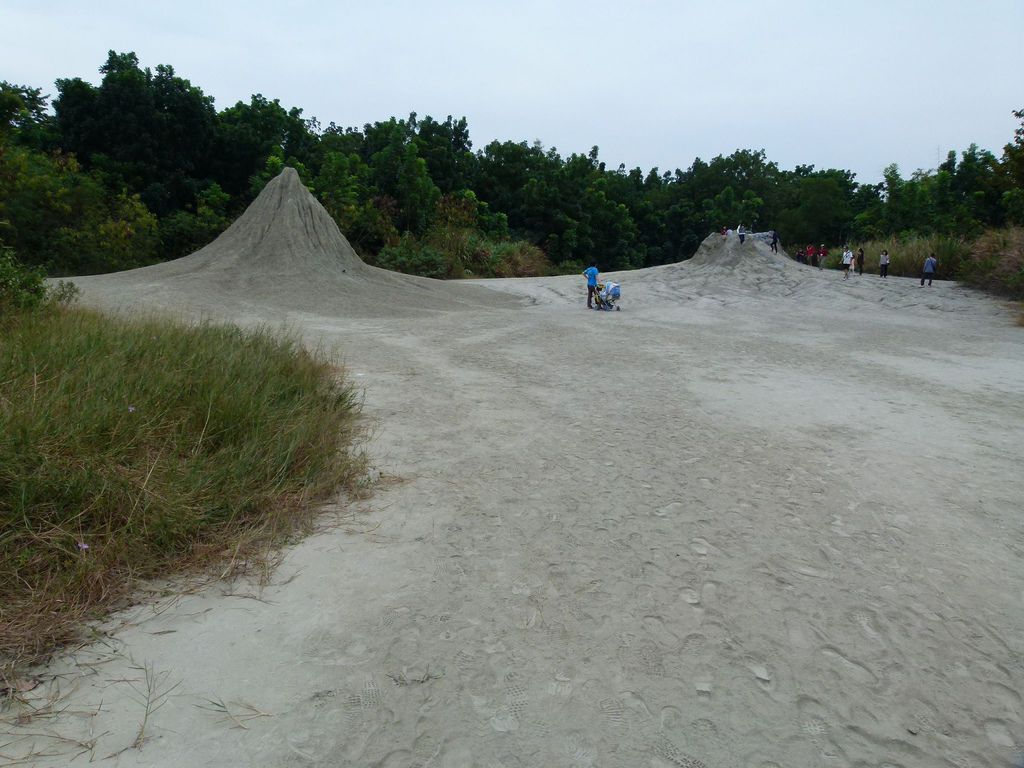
[2,51,1024,281]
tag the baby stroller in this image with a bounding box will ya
[594,281,621,311]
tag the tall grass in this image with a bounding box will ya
[959,227,1024,298]
[0,307,364,662]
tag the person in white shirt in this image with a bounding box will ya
[879,249,891,278]
[841,247,854,279]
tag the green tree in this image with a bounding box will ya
[778,176,851,244]
[54,51,217,215]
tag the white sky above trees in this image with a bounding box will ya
[2,0,1022,183]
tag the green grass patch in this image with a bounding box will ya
[0,306,364,664]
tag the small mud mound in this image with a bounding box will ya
[687,233,794,270]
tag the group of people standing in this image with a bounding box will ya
[836,246,884,279]
[794,244,828,269]
[834,245,936,284]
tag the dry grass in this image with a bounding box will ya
[0,306,366,668]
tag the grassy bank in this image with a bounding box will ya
[0,307,364,664]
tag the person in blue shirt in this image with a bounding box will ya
[921,254,938,286]
[583,263,599,308]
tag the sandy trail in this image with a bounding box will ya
[7,179,1024,767]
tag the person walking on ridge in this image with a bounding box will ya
[818,244,827,270]
[879,249,890,278]
[856,247,865,276]
[583,262,599,308]
[921,253,937,286]
[737,224,746,244]
[770,229,779,253]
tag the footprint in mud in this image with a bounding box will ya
[687,718,729,759]
[433,556,466,579]
[505,673,530,721]
[383,628,439,684]
[652,734,708,768]
[944,616,1013,657]
[549,666,575,698]
[850,607,886,643]
[655,501,685,518]
[302,628,374,667]
[285,701,347,761]
[986,681,1023,719]
[357,678,383,709]
[783,609,829,650]
[681,633,707,655]
[643,615,682,648]
[701,582,718,604]
[510,578,532,596]
[410,730,442,768]
[618,638,666,676]
[562,731,599,766]
[378,605,413,630]
[983,719,1018,748]
[795,696,836,745]
[600,697,627,728]
[819,646,877,686]
[660,705,683,731]
[903,696,944,736]
[744,657,774,688]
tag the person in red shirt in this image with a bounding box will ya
[817,244,827,270]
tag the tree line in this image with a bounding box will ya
[2,51,1023,278]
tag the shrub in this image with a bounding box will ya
[0,246,47,310]
[371,229,552,279]
[488,240,551,277]
[372,234,453,279]
[0,246,80,312]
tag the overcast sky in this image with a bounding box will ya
[3,0,1022,183]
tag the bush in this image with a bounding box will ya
[487,240,551,277]
[373,234,453,279]
[0,309,364,660]
[371,228,552,279]
[0,246,47,310]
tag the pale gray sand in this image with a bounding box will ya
[7,172,1024,767]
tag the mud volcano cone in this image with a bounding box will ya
[181,167,368,280]
[68,167,518,317]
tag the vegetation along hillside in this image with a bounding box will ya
[2,51,1023,293]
